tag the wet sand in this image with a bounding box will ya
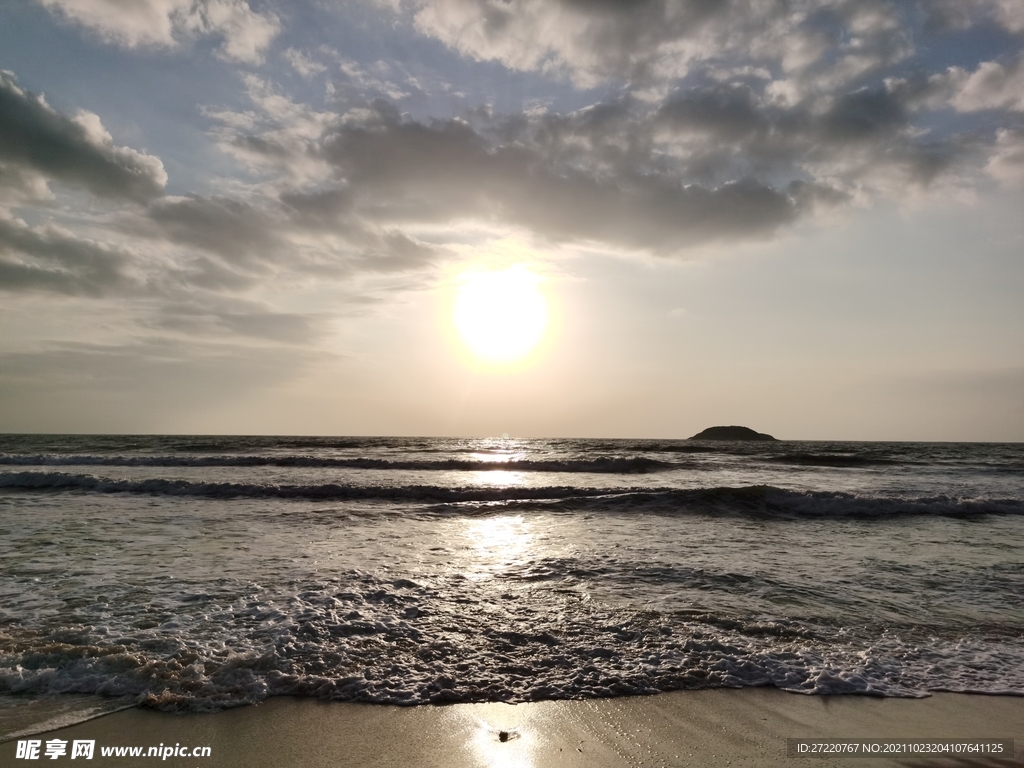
[2,689,1022,767]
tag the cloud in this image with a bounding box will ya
[317,101,802,252]
[316,77,959,243]
[405,0,916,93]
[142,193,330,293]
[285,48,327,77]
[203,75,334,180]
[650,81,950,194]
[408,0,762,86]
[986,0,1024,32]
[194,0,280,64]
[148,194,284,266]
[0,164,54,205]
[919,0,1024,34]
[37,0,185,47]
[145,188,441,281]
[985,129,1024,186]
[2,40,980,318]
[0,212,137,296]
[950,56,1024,113]
[654,84,768,143]
[0,71,167,201]
[892,54,1024,118]
[336,59,412,101]
[0,190,349,339]
[190,69,970,258]
[177,0,1009,259]
[148,296,321,343]
[37,0,280,64]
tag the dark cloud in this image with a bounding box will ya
[216,311,316,342]
[148,195,283,265]
[650,80,964,189]
[1,0,1012,317]
[150,300,320,343]
[352,231,440,273]
[279,188,355,229]
[183,71,966,262]
[143,188,438,283]
[655,85,768,142]
[314,103,801,250]
[300,77,965,251]
[0,71,166,201]
[2,52,971,305]
[653,82,910,151]
[918,0,976,33]
[819,88,906,142]
[0,215,135,296]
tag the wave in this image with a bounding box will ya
[2,472,1021,518]
[538,485,1024,518]
[767,452,907,467]
[0,471,599,503]
[0,454,673,474]
[2,588,1021,718]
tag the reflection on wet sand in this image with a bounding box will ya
[467,713,534,768]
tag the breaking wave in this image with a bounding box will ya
[2,471,1021,518]
[3,577,1021,717]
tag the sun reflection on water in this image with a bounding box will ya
[466,452,514,463]
[468,469,528,487]
[462,514,535,581]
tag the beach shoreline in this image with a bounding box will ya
[3,688,1022,767]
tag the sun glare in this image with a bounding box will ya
[453,266,549,364]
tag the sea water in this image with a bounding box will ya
[1,435,1022,738]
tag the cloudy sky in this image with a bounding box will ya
[1,0,1022,440]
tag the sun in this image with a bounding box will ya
[453,266,549,364]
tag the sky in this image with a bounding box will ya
[0,0,1022,441]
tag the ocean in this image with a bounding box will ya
[1,435,1022,739]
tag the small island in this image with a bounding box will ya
[689,425,777,441]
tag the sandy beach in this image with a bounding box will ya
[3,689,1021,768]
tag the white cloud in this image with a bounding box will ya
[985,129,1024,186]
[193,0,280,64]
[410,0,745,86]
[202,75,336,181]
[0,164,54,205]
[950,57,1024,112]
[989,0,1024,32]
[337,60,411,100]
[405,0,913,94]
[38,0,185,47]
[37,0,280,64]
[285,48,327,77]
